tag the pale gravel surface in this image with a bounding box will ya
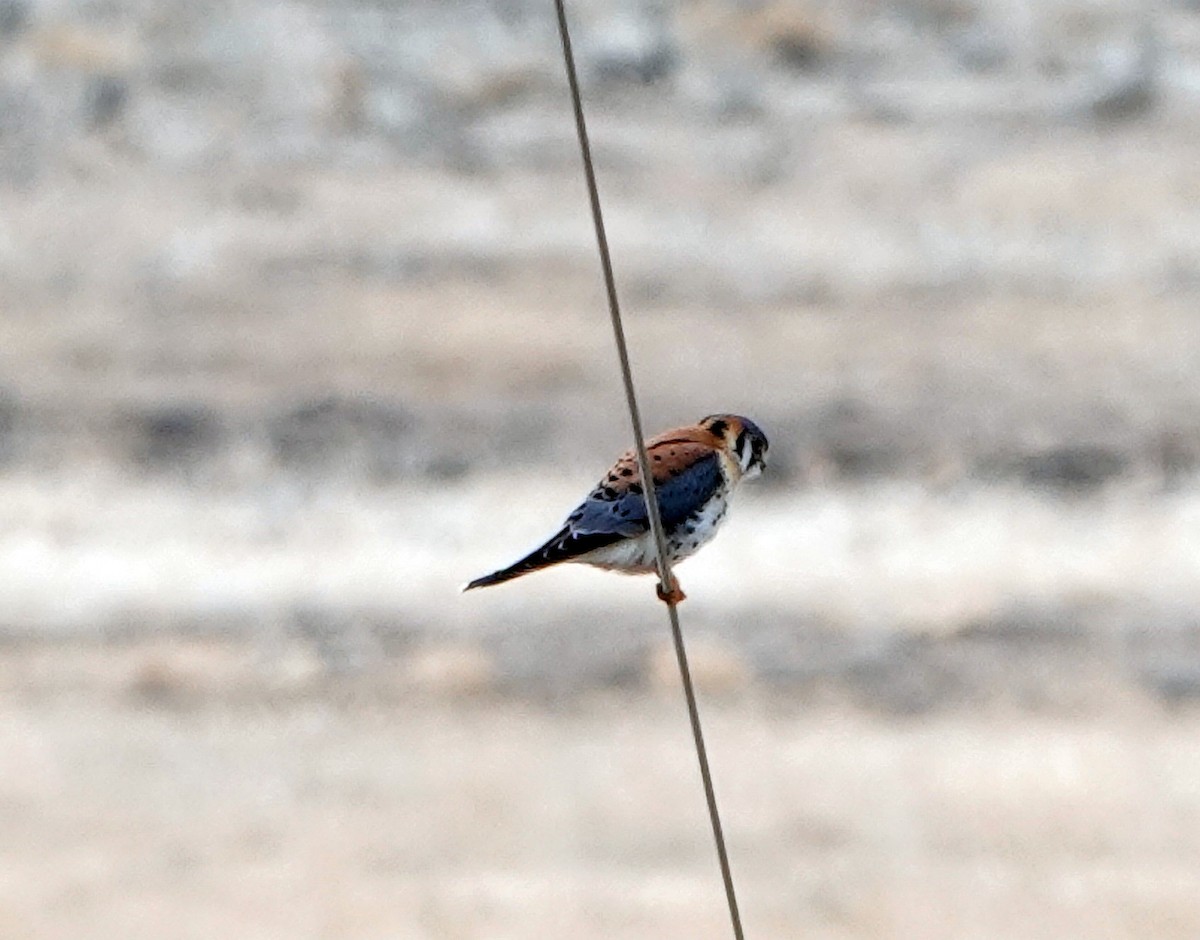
[2,686,1199,940]
[4,1,1200,936]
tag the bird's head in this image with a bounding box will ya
[700,414,769,481]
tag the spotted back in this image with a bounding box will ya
[566,444,723,538]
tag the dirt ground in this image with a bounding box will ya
[5,0,1200,937]
[3,648,1200,940]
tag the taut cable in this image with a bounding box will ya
[552,3,746,937]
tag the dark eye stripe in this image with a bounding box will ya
[734,430,748,459]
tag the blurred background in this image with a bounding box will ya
[3,0,1200,937]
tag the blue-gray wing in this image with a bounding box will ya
[566,451,722,538]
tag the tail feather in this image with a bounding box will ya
[462,563,538,591]
[462,527,620,592]
[463,536,564,592]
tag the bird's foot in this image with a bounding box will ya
[656,578,687,605]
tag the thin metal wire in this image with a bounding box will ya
[552,3,745,937]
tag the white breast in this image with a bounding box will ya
[666,491,729,563]
[576,490,732,574]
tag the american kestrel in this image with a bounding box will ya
[464,414,768,603]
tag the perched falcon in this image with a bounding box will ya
[464,414,768,602]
